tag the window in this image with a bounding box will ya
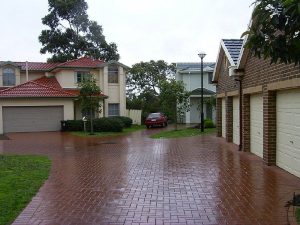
[3,68,15,86]
[108,65,119,83]
[75,71,91,83]
[108,103,120,116]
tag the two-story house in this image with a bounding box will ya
[0,57,129,133]
[175,62,216,124]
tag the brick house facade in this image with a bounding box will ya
[214,39,300,178]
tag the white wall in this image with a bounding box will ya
[126,109,141,125]
[179,72,215,92]
[20,72,45,84]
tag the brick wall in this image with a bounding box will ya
[226,96,233,142]
[263,89,276,165]
[216,98,222,137]
[243,57,300,88]
[216,60,238,94]
[216,52,300,166]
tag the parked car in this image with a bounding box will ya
[145,113,168,128]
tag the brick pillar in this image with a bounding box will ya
[263,90,276,166]
[242,94,250,152]
[226,96,233,142]
[216,98,222,137]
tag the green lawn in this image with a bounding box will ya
[296,208,300,224]
[0,155,51,225]
[150,127,216,139]
[71,125,145,137]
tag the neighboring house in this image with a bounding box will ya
[175,62,216,124]
[0,57,129,133]
[213,38,300,178]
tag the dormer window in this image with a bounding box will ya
[108,65,119,83]
[3,68,15,86]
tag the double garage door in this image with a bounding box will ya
[3,106,63,133]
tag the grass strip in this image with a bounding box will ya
[0,155,51,225]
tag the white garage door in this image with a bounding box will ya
[3,106,64,133]
[233,97,240,145]
[277,89,300,178]
[222,98,226,138]
[250,94,263,158]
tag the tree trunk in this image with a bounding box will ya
[175,105,178,131]
[90,95,94,135]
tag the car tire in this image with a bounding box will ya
[146,125,150,129]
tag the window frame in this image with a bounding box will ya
[108,103,120,116]
[108,65,119,83]
[75,71,91,84]
[3,67,16,86]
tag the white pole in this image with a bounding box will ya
[25,61,29,82]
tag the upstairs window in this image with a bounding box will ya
[75,71,91,83]
[3,68,15,86]
[108,65,119,83]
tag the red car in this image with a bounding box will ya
[145,113,168,128]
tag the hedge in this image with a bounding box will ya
[204,119,215,128]
[61,116,132,132]
[111,116,132,128]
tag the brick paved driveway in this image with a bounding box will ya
[2,128,300,225]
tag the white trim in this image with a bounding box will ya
[212,43,223,82]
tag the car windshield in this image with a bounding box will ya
[147,113,161,119]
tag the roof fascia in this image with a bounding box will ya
[212,43,224,82]
[0,61,21,68]
[99,61,130,69]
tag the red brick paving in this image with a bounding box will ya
[2,128,300,225]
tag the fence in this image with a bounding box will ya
[126,109,142,125]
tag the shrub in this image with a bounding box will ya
[61,117,125,132]
[204,119,215,128]
[93,117,123,132]
[61,120,83,131]
[111,116,132,127]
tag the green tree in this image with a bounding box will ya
[39,0,119,62]
[78,76,102,134]
[126,60,175,121]
[243,0,300,65]
[159,79,190,130]
[127,60,176,96]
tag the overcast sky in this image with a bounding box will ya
[0,0,254,66]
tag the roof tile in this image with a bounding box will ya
[0,77,75,98]
[0,57,105,71]
[222,39,244,64]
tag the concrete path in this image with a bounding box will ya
[2,127,299,225]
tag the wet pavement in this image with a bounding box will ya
[2,127,300,225]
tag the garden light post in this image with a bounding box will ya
[198,52,206,132]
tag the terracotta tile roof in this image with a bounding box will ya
[57,57,104,68]
[34,76,63,89]
[0,77,75,98]
[14,62,60,71]
[0,57,105,71]
[63,88,108,98]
